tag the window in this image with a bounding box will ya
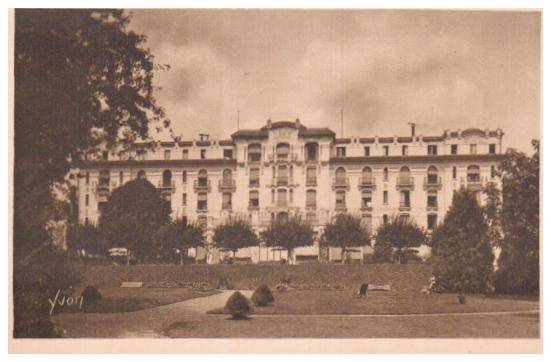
[305,143,318,161]
[249,190,259,208]
[451,144,458,155]
[137,170,146,180]
[400,190,411,208]
[491,165,496,179]
[222,192,232,210]
[182,193,187,206]
[222,169,232,186]
[223,149,233,159]
[102,151,109,160]
[164,150,171,160]
[427,214,437,230]
[361,214,373,233]
[306,190,317,208]
[182,170,187,183]
[335,167,347,185]
[384,146,389,156]
[85,172,90,185]
[277,189,287,207]
[402,145,408,156]
[452,166,457,180]
[470,144,477,154]
[427,145,438,155]
[467,165,480,182]
[336,190,346,209]
[336,147,346,157]
[276,143,290,161]
[306,167,317,185]
[98,201,108,215]
[85,194,89,206]
[489,144,496,154]
[119,171,124,185]
[182,149,189,159]
[399,214,410,222]
[383,214,389,225]
[399,166,411,185]
[364,146,370,156]
[198,169,208,187]
[162,170,172,187]
[361,167,372,184]
[99,169,110,187]
[383,167,389,181]
[427,166,438,184]
[248,144,262,162]
[289,189,294,203]
[200,149,206,159]
[271,189,275,203]
[250,168,260,187]
[427,191,438,208]
[383,190,388,205]
[197,192,207,210]
[361,190,372,209]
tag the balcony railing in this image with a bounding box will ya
[249,179,260,188]
[276,177,289,186]
[269,153,298,162]
[158,180,176,190]
[193,179,211,192]
[305,177,317,187]
[332,177,350,189]
[276,200,288,207]
[396,176,414,190]
[218,179,236,192]
[358,176,376,190]
[423,176,442,190]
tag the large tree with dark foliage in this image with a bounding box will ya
[430,188,494,293]
[375,215,427,264]
[99,179,171,262]
[322,214,371,263]
[491,141,540,294]
[213,218,259,259]
[154,219,205,263]
[261,216,315,264]
[14,9,168,260]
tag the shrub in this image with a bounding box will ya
[225,291,251,319]
[251,284,274,306]
[81,286,102,305]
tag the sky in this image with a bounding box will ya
[129,9,541,153]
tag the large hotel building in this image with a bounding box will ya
[78,119,504,263]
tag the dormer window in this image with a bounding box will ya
[489,144,496,154]
[451,144,458,155]
[383,146,389,156]
[200,149,206,159]
[427,145,438,155]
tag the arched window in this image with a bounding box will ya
[137,170,146,180]
[335,167,347,185]
[467,165,480,182]
[222,169,232,186]
[306,189,317,208]
[162,170,172,187]
[399,166,410,184]
[99,169,110,187]
[361,167,373,184]
[198,169,208,187]
[248,143,262,162]
[427,166,438,184]
[276,143,290,161]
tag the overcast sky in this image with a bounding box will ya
[129,9,540,153]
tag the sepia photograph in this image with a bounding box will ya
[8,5,542,353]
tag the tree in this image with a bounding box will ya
[375,216,427,264]
[322,214,371,264]
[99,179,171,262]
[261,216,315,264]
[493,140,540,294]
[212,218,258,259]
[14,9,168,260]
[430,188,494,293]
[66,223,104,255]
[155,219,205,264]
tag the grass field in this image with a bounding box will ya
[208,290,538,315]
[75,263,433,292]
[59,287,218,314]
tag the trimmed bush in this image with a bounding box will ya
[225,291,251,319]
[251,284,274,306]
[81,286,102,305]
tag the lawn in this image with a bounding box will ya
[74,262,433,292]
[208,290,539,315]
[59,287,219,314]
[164,312,540,338]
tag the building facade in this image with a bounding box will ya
[78,119,504,263]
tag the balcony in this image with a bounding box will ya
[268,153,298,163]
[218,179,236,192]
[305,177,317,187]
[95,182,110,194]
[332,177,350,190]
[193,179,211,192]
[276,200,288,207]
[358,176,376,190]
[335,204,347,212]
[249,179,260,188]
[423,176,442,190]
[221,202,233,211]
[399,203,411,212]
[157,180,176,191]
[396,176,415,190]
[276,177,289,186]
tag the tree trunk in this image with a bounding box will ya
[179,250,183,265]
[341,246,346,264]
